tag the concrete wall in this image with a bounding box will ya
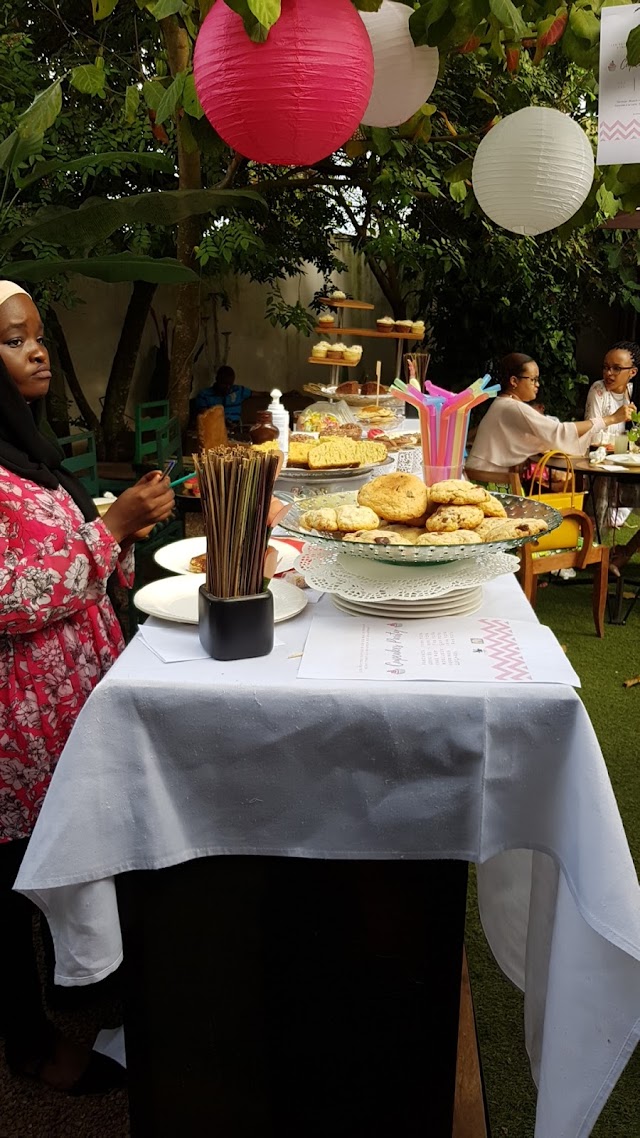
[54,238,410,423]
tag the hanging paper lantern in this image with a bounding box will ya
[359,0,439,128]
[472,107,594,236]
[194,0,374,167]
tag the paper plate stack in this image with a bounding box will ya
[297,544,519,621]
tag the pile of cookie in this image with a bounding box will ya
[299,474,548,546]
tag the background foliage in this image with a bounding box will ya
[1,0,639,443]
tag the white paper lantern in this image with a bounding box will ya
[472,107,595,236]
[359,0,438,128]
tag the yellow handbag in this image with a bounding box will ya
[527,450,585,551]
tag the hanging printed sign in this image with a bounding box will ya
[598,4,640,164]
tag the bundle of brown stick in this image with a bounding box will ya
[193,446,280,598]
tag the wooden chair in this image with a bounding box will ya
[519,508,609,637]
[464,465,524,495]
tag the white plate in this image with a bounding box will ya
[602,452,640,467]
[134,575,307,625]
[331,591,483,620]
[333,586,482,612]
[154,537,299,577]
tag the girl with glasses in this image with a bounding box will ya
[468,352,634,473]
[584,342,640,439]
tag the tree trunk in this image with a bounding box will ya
[101,280,158,459]
[47,307,104,454]
[161,16,203,432]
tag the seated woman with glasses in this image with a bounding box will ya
[584,341,639,435]
[585,342,640,572]
[467,352,634,473]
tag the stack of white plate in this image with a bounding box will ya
[331,585,483,620]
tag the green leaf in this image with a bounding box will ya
[488,0,528,38]
[124,85,141,125]
[627,24,640,67]
[224,0,269,39]
[0,130,43,175]
[92,0,120,16]
[370,126,391,155]
[444,158,473,182]
[473,86,496,105]
[596,183,619,217]
[17,81,63,141]
[182,74,204,119]
[410,0,450,45]
[16,151,173,189]
[6,254,199,285]
[450,180,468,202]
[143,80,166,111]
[247,0,281,29]
[1,188,265,253]
[70,64,107,98]
[352,0,384,9]
[155,72,186,125]
[569,5,600,46]
[562,24,598,67]
[147,0,185,17]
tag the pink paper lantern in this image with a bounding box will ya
[194,0,374,167]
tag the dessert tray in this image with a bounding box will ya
[296,544,520,600]
[277,456,393,482]
[281,492,562,566]
[303,383,396,406]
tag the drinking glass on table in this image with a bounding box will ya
[614,433,629,455]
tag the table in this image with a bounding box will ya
[535,453,640,622]
[16,575,640,1138]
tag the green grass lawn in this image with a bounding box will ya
[466,569,640,1138]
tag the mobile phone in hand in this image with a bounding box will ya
[160,459,177,479]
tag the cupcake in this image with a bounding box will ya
[376,316,395,333]
[395,319,414,334]
[311,342,329,359]
[344,346,362,365]
[327,343,345,360]
[411,320,425,336]
[318,313,335,328]
[330,289,346,300]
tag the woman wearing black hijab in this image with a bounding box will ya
[0,281,174,1092]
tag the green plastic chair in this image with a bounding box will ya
[57,431,99,497]
[134,401,171,467]
[155,417,184,478]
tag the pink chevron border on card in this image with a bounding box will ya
[599,119,640,141]
[477,618,532,682]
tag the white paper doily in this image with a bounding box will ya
[296,543,519,601]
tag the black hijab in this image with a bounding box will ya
[0,356,98,522]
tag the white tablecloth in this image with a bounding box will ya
[15,575,640,1138]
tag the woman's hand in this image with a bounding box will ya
[607,403,636,426]
[101,471,175,545]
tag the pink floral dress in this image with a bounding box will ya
[0,466,133,842]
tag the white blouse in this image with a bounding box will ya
[467,396,592,473]
[584,380,632,437]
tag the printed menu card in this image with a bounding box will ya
[298,614,580,686]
